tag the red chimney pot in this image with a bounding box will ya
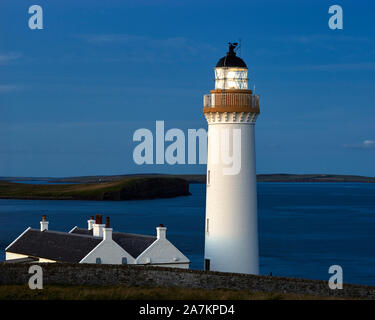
[95,214,102,224]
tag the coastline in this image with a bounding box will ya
[0,177,191,201]
[0,173,374,201]
[2,173,375,184]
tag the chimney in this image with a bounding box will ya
[40,214,49,231]
[95,214,103,224]
[87,216,95,230]
[103,217,112,241]
[93,214,105,237]
[156,224,167,239]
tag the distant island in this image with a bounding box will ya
[0,173,374,201]
[0,177,190,201]
[256,173,375,183]
[2,173,375,184]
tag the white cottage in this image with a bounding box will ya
[5,214,190,268]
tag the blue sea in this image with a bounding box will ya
[1,182,374,286]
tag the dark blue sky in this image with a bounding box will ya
[0,0,374,177]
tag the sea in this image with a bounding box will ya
[1,182,374,286]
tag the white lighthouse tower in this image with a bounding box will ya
[203,43,260,275]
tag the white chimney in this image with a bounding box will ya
[103,228,112,241]
[103,217,112,241]
[93,214,105,237]
[87,216,95,230]
[156,224,167,239]
[40,215,49,231]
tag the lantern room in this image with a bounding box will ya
[214,42,248,90]
[203,42,259,114]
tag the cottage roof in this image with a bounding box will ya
[5,228,102,263]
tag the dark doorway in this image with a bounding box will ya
[204,259,210,271]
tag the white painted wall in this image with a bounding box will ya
[38,258,56,263]
[6,252,56,263]
[136,238,190,269]
[5,252,28,260]
[80,237,135,265]
[205,122,259,274]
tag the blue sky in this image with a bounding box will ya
[0,0,374,177]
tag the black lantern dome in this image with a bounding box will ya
[216,42,247,68]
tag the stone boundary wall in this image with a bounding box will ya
[1,263,374,299]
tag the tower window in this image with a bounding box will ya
[96,257,101,264]
[122,257,127,264]
[206,218,209,234]
[207,170,210,185]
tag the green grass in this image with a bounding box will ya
[0,180,121,198]
[0,285,344,300]
[0,177,189,200]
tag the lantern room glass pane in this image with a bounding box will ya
[214,67,248,90]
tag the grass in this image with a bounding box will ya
[0,177,189,200]
[0,179,126,199]
[0,285,345,300]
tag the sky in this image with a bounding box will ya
[0,0,374,177]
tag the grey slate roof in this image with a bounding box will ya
[6,229,102,263]
[71,227,157,258]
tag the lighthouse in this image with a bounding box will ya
[203,43,260,274]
